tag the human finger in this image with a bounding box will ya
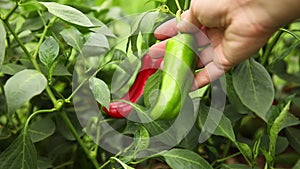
[154,18,178,40]
[197,46,215,67]
[148,40,167,58]
[177,10,202,33]
[192,61,227,89]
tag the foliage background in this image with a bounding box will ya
[0,0,300,169]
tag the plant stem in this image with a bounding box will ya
[32,24,50,60]
[99,160,111,169]
[60,111,100,169]
[65,60,119,102]
[53,161,74,169]
[212,152,242,165]
[2,20,41,71]
[3,18,58,105]
[261,30,284,66]
[279,28,300,41]
[23,108,57,132]
[91,118,102,159]
[174,0,182,12]
[2,1,18,21]
[183,0,189,10]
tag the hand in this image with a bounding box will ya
[149,0,300,89]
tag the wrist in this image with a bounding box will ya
[259,0,300,28]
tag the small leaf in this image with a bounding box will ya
[198,104,236,142]
[111,157,135,169]
[140,11,159,48]
[221,164,260,169]
[162,148,213,169]
[39,36,59,69]
[89,77,110,109]
[233,58,274,121]
[82,32,109,57]
[286,127,300,154]
[253,135,262,160]
[269,101,291,157]
[1,63,26,75]
[28,118,55,142]
[236,142,253,163]
[0,20,6,69]
[0,133,37,169]
[4,69,47,115]
[133,126,150,153]
[37,157,53,169]
[60,27,84,51]
[121,125,151,161]
[52,62,71,76]
[39,2,94,27]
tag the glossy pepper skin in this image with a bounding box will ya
[149,33,197,120]
[103,54,163,118]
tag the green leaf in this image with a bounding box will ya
[133,126,150,153]
[39,36,59,69]
[0,133,37,169]
[110,56,140,98]
[121,125,151,161]
[198,104,236,142]
[145,0,167,4]
[126,12,148,54]
[140,11,159,48]
[236,142,253,164]
[162,148,213,169]
[269,41,300,69]
[253,135,262,159]
[89,77,110,109]
[1,63,26,75]
[293,158,300,169]
[286,127,300,154]
[52,62,71,76]
[60,27,84,51]
[0,20,6,70]
[232,58,274,121]
[269,60,300,84]
[221,164,259,169]
[28,118,55,143]
[225,74,252,114]
[111,157,135,169]
[39,2,94,27]
[37,157,53,169]
[282,113,300,130]
[269,100,291,157]
[82,31,109,57]
[55,112,83,141]
[260,135,289,155]
[4,69,47,115]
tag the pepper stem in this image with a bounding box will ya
[174,0,182,12]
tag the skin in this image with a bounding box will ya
[149,0,300,89]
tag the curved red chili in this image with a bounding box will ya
[103,54,162,118]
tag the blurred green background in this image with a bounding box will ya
[52,0,156,14]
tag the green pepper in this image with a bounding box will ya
[149,33,197,120]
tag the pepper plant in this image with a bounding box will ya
[0,0,300,169]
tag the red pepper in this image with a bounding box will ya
[103,54,163,118]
